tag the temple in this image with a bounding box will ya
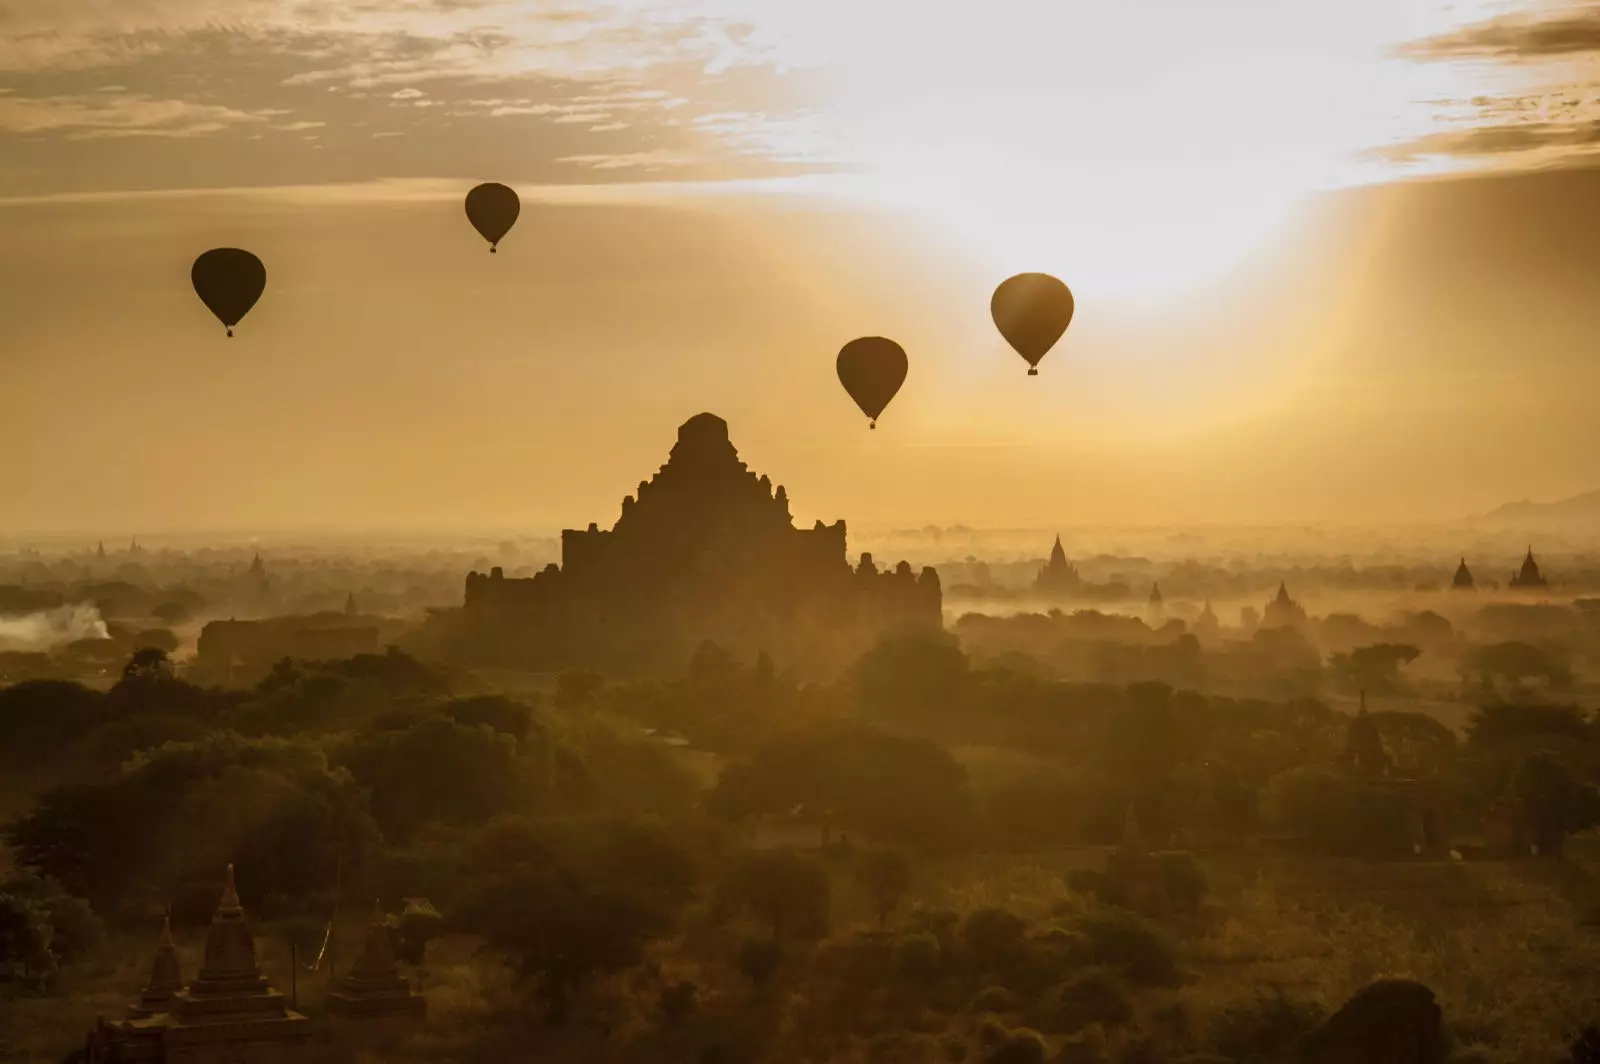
[325,903,427,1027]
[1193,599,1220,642]
[1262,581,1308,630]
[1033,535,1083,595]
[86,866,312,1064]
[1510,546,1548,589]
[1145,582,1165,627]
[1452,558,1475,591]
[452,413,942,676]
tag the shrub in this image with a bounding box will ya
[1045,968,1134,1035]
[1157,852,1207,911]
[1074,908,1183,987]
[738,936,783,986]
[659,979,698,1026]
[964,907,1028,971]
[970,986,1019,1014]
[1210,986,1326,1062]
[1057,1024,1111,1064]
[984,1028,1047,1064]
[896,932,945,982]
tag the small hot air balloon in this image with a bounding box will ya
[836,337,908,429]
[991,273,1075,376]
[191,248,266,338]
[465,182,520,253]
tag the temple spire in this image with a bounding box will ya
[218,863,241,913]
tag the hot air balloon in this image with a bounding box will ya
[191,248,266,338]
[836,337,908,429]
[465,182,520,253]
[991,273,1074,376]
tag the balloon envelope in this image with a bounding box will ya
[465,182,521,251]
[991,273,1074,374]
[836,337,908,428]
[191,249,266,336]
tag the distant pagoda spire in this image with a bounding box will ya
[129,913,184,1018]
[1148,582,1163,605]
[1452,557,1475,590]
[1049,534,1067,567]
[1511,545,1547,588]
[345,591,358,616]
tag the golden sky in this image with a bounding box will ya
[2,0,1599,534]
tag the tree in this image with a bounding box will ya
[708,725,976,852]
[1465,642,1570,690]
[856,848,913,929]
[727,851,830,942]
[1330,644,1421,694]
[0,893,55,986]
[122,646,175,684]
[459,816,696,1020]
[850,630,970,728]
[1509,751,1600,857]
[337,717,520,842]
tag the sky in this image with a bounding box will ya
[2,0,1600,534]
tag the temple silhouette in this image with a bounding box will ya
[1509,546,1548,590]
[449,413,942,676]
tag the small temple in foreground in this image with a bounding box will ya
[450,413,942,676]
[86,866,423,1063]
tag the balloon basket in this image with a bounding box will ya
[869,421,876,430]
[489,246,497,254]
[1027,367,1038,376]
[226,329,234,338]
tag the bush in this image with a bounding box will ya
[896,932,945,982]
[1056,1024,1111,1064]
[984,1028,1047,1064]
[1157,852,1207,911]
[963,907,1028,971]
[738,936,783,986]
[970,986,1019,1014]
[1044,968,1134,1034]
[728,850,831,941]
[659,979,698,1026]
[1074,908,1183,987]
[1209,987,1325,1062]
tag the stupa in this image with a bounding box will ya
[1104,803,1165,913]
[129,916,184,1018]
[162,865,312,1064]
[325,902,427,1025]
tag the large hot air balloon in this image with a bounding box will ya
[836,337,908,429]
[465,182,521,253]
[191,249,266,338]
[991,273,1075,376]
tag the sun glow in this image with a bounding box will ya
[697,0,1512,304]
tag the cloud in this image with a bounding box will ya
[1379,117,1600,163]
[557,148,700,170]
[0,93,281,138]
[1406,5,1600,59]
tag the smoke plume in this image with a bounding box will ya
[0,603,111,651]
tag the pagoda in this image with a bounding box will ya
[162,865,311,1064]
[130,916,185,1019]
[1104,803,1165,913]
[1262,581,1308,630]
[1034,535,1083,595]
[325,902,427,1025]
[1509,546,1548,590]
[1193,599,1220,642]
[1451,558,1475,591]
[1145,582,1166,627]
[85,917,186,1063]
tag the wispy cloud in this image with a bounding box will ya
[1405,4,1600,59]
[1395,2,1600,165]
[0,93,283,138]
[0,1,823,195]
